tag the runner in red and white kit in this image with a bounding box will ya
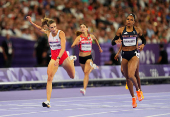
[26,16,76,108]
[71,24,103,95]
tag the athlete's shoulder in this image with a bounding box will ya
[58,30,65,36]
[134,26,142,33]
[117,27,125,34]
[118,27,125,31]
[59,30,64,33]
[90,34,94,37]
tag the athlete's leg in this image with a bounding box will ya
[128,56,139,91]
[128,56,143,102]
[46,59,59,102]
[135,61,144,99]
[135,61,141,90]
[121,62,124,76]
[82,59,93,90]
[122,58,135,97]
[121,62,129,89]
[62,57,75,79]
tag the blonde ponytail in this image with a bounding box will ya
[41,17,55,27]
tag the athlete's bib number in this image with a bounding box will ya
[81,44,92,51]
[123,37,136,46]
[49,42,61,50]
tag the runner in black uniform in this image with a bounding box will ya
[111,14,146,108]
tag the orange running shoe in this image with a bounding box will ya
[141,91,144,99]
[125,82,128,90]
[132,96,137,108]
[136,90,143,102]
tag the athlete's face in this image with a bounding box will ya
[49,23,57,33]
[80,24,88,33]
[126,16,135,26]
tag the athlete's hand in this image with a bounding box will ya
[138,44,145,51]
[114,54,119,61]
[26,16,32,23]
[99,48,103,53]
[54,59,59,66]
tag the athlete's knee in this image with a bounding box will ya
[128,73,134,79]
[47,72,53,82]
[84,69,90,75]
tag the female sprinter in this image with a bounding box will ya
[111,13,146,108]
[71,24,103,95]
[26,16,76,108]
[114,41,144,99]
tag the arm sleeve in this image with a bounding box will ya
[139,35,146,45]
[111,35,120,46]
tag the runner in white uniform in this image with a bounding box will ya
[26,16,76,108]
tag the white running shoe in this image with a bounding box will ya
[90,62,99,69]
[70,55,77,61]
[80,89,86,96]
[42,101,51,108]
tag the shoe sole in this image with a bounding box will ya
[133,104,137,108]
[42,103,50,108]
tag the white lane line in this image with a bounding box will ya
[146,113,170,117]
[154,103,165,105]
[69,111,118,117]
[0,91,170,102]
[9,108,20,110]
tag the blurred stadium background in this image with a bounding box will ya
[0,0,170,90]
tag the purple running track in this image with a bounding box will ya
[0,84,170,117]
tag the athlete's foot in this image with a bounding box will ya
[90,62,99,69]
[80,89,86,96]
[70,55,77,61]
[132,96,137,108]
[136,90,143,102]
[125,82,128,90]
[141,91,144,99]
[42,100,51,108]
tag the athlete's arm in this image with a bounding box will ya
[91,34,103,53]
[117,44,122,55]
[114,44,122,61]
[26,16,48,34]
[58,31,66,58]
[137,27,146,51]
[111,27,122,46]
[71,36,80,48]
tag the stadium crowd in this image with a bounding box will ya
[0,0,170,44]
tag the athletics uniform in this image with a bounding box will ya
[121,27,139,61]
[79,34,93,64]
[48,30,68,65]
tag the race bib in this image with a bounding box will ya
[81,43,92,51]
[123,37,136,46]
[49,42,61,50]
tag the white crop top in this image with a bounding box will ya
[48,30,61,50]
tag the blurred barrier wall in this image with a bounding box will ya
[0,36,36,67]
[0,36,170,67]
[0,65,170,85]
